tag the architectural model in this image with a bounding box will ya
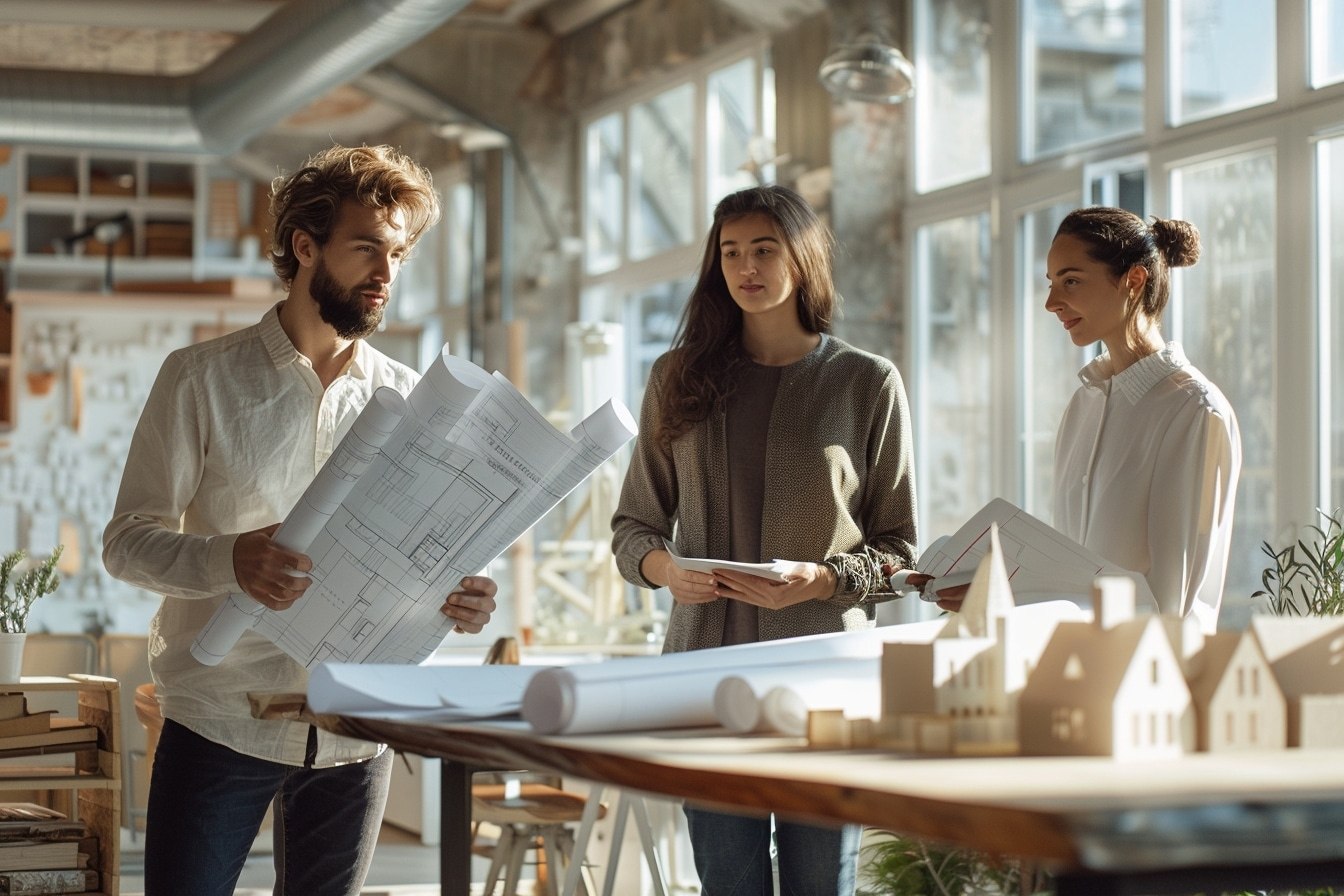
[810,524,1344,758]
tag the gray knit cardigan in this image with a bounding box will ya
[611,334,919,654]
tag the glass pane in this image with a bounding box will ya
[584,113,623,275]
[1087,165,1147,216]
[915,0,991,191]
[1323,136,1344,511]
[629,83,696,261]
[707,58,760,209]
[1172,148,1276,617]
[1171,0,1276,124]
[1312,0,1344,87]
[446,182,473,308]
[623,277,694,413]
[1021,201,1091,518]
[1022,0,1143,161]
[915,213,992,539]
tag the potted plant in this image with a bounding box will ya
[1253,508,1344,616]
[0,546,64,682]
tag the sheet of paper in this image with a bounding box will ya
[191,344,637,669]
[661,538,797,582]
[904,498,1155,607]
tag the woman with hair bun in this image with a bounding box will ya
[1043,206,1241,632]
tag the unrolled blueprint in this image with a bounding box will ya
[190,346,637,669]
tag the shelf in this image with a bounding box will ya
[8,147,270,291]
[0,675,120,895]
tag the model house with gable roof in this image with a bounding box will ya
[1246,615,1344,748]
[1016,577,1194,758]
[1187,629,1286,752]
[879,525,1087,754]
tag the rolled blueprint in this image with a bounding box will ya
[713,657,881,733]
[759,678,881,737]
[522,619,945,736]
[189,388,409,665]
[308,661,548,720]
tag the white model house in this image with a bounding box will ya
[1018,578,1194,759]
[1247,615,1344,748]
[1187,630,1287,752]
[879,525,1085,754]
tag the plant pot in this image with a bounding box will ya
[0,632,25,683]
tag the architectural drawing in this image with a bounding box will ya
[904,498,1157,610]
[190,346,636,669]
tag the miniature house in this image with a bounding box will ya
[1018,577,1195,759]
[880,525,1084,754]
[1248,616,1344,748]
[1187,630,1287,752]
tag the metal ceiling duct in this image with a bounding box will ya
[0,0,471,154]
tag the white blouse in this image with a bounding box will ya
[1053,343,1241,633]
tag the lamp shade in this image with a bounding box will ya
[818,38,915,104]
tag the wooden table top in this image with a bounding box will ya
[324,714,1344,874]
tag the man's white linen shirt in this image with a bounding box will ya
[104,303,418,766]
[1052,342,1241,634]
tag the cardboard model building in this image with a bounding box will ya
[822,527,1344,758]
[879,524,1086,755]
[1018,577,1195,758]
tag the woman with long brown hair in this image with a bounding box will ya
[612,184,918,895]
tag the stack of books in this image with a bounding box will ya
[0,696,96,761]
[0,803,98,894]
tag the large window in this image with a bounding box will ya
[580,43,773,413]
[914,213,993,538]
[1169,0,1276,124]
[914,0,991,191]
[1019,201,1092,519]
[1171,148,1277,594]
[908,0,1344,628]
[1020,0,1143,161]
[1314,0,1344,88]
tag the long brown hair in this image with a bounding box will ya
[656,185,837,447]
[269,144,440,289]
[1054,206,1201,352]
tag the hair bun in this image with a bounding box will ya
[1151,217,1201,268]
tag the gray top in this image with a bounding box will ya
[612,334,919,654]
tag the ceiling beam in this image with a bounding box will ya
[0,0,283,31]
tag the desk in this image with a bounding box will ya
[324,715,1344,896]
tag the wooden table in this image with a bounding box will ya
[323,714,1344,896]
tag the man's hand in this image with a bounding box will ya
[442,576,498,634]
[233,523,313,611]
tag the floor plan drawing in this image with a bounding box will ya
[191,346,637,668]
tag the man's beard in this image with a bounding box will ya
[310,258,385,339]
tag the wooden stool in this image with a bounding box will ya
[473,779,606,896]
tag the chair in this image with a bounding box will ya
[471,636,605,896]
[98,633,151,839]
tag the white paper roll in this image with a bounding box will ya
[713,657,880,733]
[523,619,947,735]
